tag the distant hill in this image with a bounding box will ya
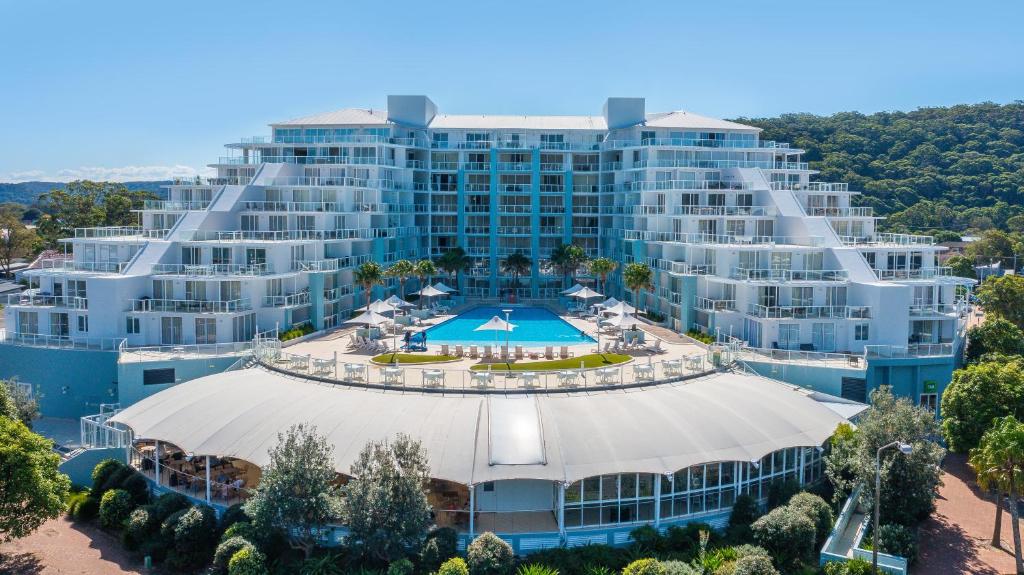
[0,181,169,206]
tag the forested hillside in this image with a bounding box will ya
[0,181,166,205]
[738,101,1024,234]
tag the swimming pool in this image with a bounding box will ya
[423,306,595,346]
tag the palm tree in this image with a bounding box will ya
[500,252,532,293]
[353,261,384,310]
[384,259,415,301]
[550,243,588,288]
[414,259,437,309]
[435,247,471,291]
[589,257,618,295]
[971,415,1024,570]
[622,262,653,318]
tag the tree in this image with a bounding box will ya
[751,505,816,571]
[0,378,39,428]
[466,532,514,575]
[787,492,834,547]
[384,259,416,301]
[826,387,945,527]
[414,259,438,308]
[942,360,1024,452]
[499,252,531,292]
[966,230,1022,266]
[0,215,40,277]
[623,262,653,316]
[243,424,342,560]
[0,416,71,542]
[435,247,471,290]
[970,416,1024,572]
[979,274,1024,329]
[945,255,977,280]
[966,317,1024,363]
[589,257,618,295]
[342,433,432,562]
[353,262,384,310]
[35,181,158,247]
[550,243,587,288]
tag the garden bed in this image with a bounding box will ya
[469,353,631,371]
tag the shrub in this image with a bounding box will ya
[387,558,415,575]
[731,555,778,575]
[99,489,134,529]
[91,459,125,497]
[120,472,151,505]
[220,503,250,533]
[438,557,470,575]
[751,505,815,570]
[731,545,769,560]
[122,506,158,551]
[101,466,135,496]
[228,546,268,575]
[467,532,514,575]
[876,523,918,561]
[621,559,666,575]
[165,505,219,571]
[152,491,191,520]
[215,536,257,573]
[664,523,714,554]
[765,479,800,510]
[66,490,90,518]
[516,564,560,575]
[823,558,873,575]
[727,494,759,541]
[420,526,458,571]
[73,496,100,522]
[629,525,665,553]
[222,521,260,545]
[685,330,715,345]
[787,492,834,546]
[660,560,699,575]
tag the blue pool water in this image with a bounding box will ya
[423,306,595,346]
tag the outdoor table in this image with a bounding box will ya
[663,359,683,376]
[596,367,618,384]
[686,356,704,371]
[557,370,579,387]
[634,364,655,381]
[471,372,494,389]
[344,363,366,381]
[520,372,540,389]
[422,369,445,388]
[311,358,334,375]
[382,367,403,385]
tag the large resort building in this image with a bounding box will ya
[0,94,974,550]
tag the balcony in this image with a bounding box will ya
[30,259,129,274]
[263,292,311,308]
[695,297,737,312]
[621,231,823,247]
[770,182,850,193]
[217,156,395,167]
[864,343,954,358]
[746,304,870,319]
[805,206,874,218]
[293,255,371,272]
[241,201,340,212]
[142,200,211,211]
[608,180,749,193]
[130,298,252,314]
[840,233,935,247]
[6,293,89,309]
[875,267,953,281]
[908,303,962,317]
[151,263,272,277]
[730,268,849,282]
[672,206,774,217]
[602,138,794,150]
[496,162,531,172]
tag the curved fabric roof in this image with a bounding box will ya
[111,368,850,485]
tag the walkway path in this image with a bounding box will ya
[918,453,1017,574]
[0,516,143,574]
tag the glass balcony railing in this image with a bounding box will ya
[730,268,849,282]
[150,263,272,277]
[746,304,870,319]
[130,298,252,314]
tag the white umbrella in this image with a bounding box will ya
[598,297,620,309]
[561,283,585,295]
[414,285,447,298]
[606,313,642,329]
[345,310,390,327]
[604,301,637,316]
[384,295,415,309]
[473,316,518,333]
[433,282,457,294]
[361,299,397,314]
[570,286,603,300]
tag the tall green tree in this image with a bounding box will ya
[550,243,587,288]
[414,259,438,308]
[942,359,1024,452]
[353,262,384,310]
[622,262,653,316]
[970,416,1024,571]
[945,255,977,280]
[979,275,1024,329]
[435,247,471,290]
[589,257,618,296]
[243,424,342,559]
[35,181,158,247]
[499,252,531,291]
[0,416,71,543]
[342,434,432,562]
[826,387,945,527]
[0,378,39,428]
[966,317,1024,363]
[384,259,416,301]
[0,215,41,277]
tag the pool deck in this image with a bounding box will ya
[283,305,707,388]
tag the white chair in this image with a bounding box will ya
[471,371,494,389]
[454,345,464,357]
[440,344,450,356]
[469,345,479,359]
[544,346,554,359]
[483,345,494,359]
[559,346,573,359]
[515,345,524,360]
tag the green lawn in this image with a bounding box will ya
[469,353,631,371]
[371,353,459,364]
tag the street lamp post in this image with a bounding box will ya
[874,441,913,574]
[503,308,513,360]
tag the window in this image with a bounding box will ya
[18,311,39,334]
[240,215,258,231]
[126,317,140,334]
[778,324,800,350]
[212,247,231,265]
[246,249,267,266]
[920,393,938,414]
[161,316,183,345]
[791,287,813,307]
[482,482,495,492]
[195,318,217,345]
[50,313,69,337]
[77,315,89,332]
[641,131,656,144]
[432,133,448,146]
[855,323,869,341]
[143,368,175,385]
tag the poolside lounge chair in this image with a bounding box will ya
[559,346,573,359]
[544,346,554,359]
[469,345,479,359]
[647,339,664,353]
[440,344,450,356]
[454,345,464,357]
[529,348,540,359]
[483,345,493,359]
[603,342,611,353]
[515,346,524,360]
[500,346,510,360]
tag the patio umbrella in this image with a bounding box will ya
[345,310,390,327]
[433,282,457,294]
[384,294,415,309]
[361,299,398,314]
[604,301,637,316]
[474,315,518,351]
[570,286,603,301]
[413,284,447,310]
[561,283,585,295]
[606,313,642,329]
[598,297,620,309]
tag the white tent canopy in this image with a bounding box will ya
[597,297,620,309]
[561,283,585,295]
[111,368,853,484]
[606,313,642,329]
[361,299,397,314]
[604,301,637,316]
[384,295,415,309]
[413,285,447,298]
[433,282,457,294]
[345,310,390,326]
[570,286,603,300]
[474,316,517,333]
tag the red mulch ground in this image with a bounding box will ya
[0,516,143,575]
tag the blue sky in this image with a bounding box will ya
[1,0,1021,182]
